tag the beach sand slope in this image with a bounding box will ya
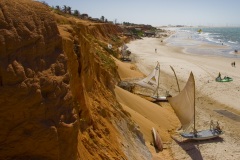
[126,37,240,160]
[114,57,181,159]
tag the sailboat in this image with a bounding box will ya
[135,62,169,101]
[168,72,223,140]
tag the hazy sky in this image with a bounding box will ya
[40,0,240,27]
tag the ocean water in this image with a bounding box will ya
[166,27,240,58]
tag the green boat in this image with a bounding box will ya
[215,76,233,82]
[197,29,202,34]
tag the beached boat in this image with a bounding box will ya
[152,127,163,151]
[135,62,170,101]
[168,72,224,140]
[120,43,131,61]
[215,76,233,82]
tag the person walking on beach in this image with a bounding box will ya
[218,72,221,78]
[155,48,157,53]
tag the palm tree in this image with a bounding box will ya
[67,6,72,14]
[100,16,105,22]
[62,5,67,13]
[55,5,60,11]
[73,10,80,17]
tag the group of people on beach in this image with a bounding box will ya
[231,61,236,67]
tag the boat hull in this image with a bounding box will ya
[120,57,131,62]
[151,96,168,102]
[181,129,223,140]
[152,127,163,151]
[215,77,233,82]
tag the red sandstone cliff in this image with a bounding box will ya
[0,0,77,159]
[0,0,151,159]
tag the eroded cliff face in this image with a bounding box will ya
[0,0,77,159]
[59,18,152,160]
[0,0,151,160]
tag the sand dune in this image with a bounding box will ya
[114,57,180,159]
[115,86,179,142]
[113,56,143,80]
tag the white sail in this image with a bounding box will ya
[135,62,160,90]
[168,72,224,140]
[167,72,195,130]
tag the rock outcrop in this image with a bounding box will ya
[0,0,152,160]
[0,0,77,159]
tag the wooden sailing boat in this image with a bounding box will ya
[152,127,163,151]
[135,62,168,101]
[168,72,223,140]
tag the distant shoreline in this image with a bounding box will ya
[164,27,240,58]
[127,36,240,112]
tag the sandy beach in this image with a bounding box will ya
[114,34,240,159]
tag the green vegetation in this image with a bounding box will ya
[96,49,116,71]
[131,28,144,37]
[109,35,121,44]
[104,46,118,58]
[95,38,120,58]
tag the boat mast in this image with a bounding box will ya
[170,65,180,93]
[193,73,196,134]
[157,62,160,98]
